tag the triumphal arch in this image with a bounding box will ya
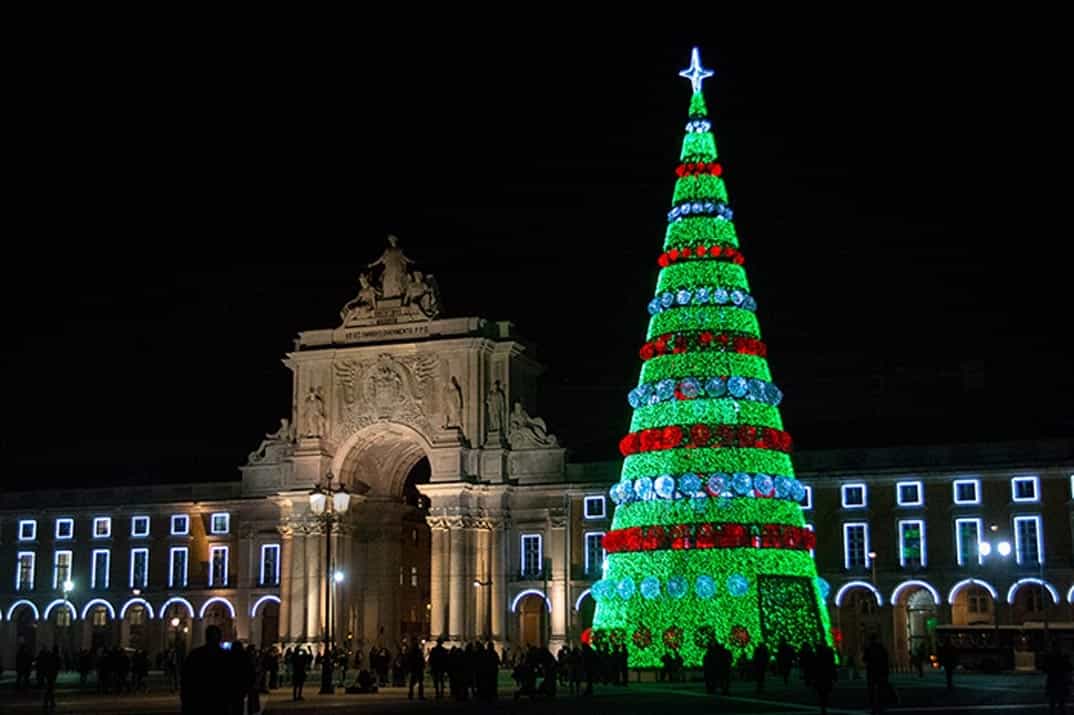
[240,236,572,650]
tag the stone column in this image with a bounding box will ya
[289,530,307,641]
[548,508,568,650]
[448,519,466,642]
[305,524,323,643]
[278,527,294,643]
[428,520,450,639]
[490,521,506,644]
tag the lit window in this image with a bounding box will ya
[410,566,418,587]
[260,544,280,587]
[170,515,189,536]
[843,523,869,569]
[93,517,111,539]
[18,520,37,542]
[55,518,74,540]
[967,587,991,614]
[55,607,71,627]
[953,479,980,505]
[16,552,35,591]
[130,548,149,588]
[801,486,813,511]
[955,517,983,566]
[91,549,110,590]
[584,496,606,519]
[131,516,150,538]
[210,513,230,535]
[53,550,72,589]
[1014,515,1043,566]
[169,547,188,588]
[1011,476,1039,503]
[898,520,926,568]
[841,483,867,508]
[210,545,229,586]
[92,608,108,627]
[128,607,145,626]
[521,534,543,577]
[584,532,606,576]
[896,481,923,507]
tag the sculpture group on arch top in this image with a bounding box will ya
[245,234,558,468]
[590,48,832,667]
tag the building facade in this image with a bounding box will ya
[1,240,1071,668]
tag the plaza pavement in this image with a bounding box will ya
[0,668,1059,714]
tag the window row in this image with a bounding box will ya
[13,543,280,591]
[518,532,607,579]
[825,476,1045,511]
[842,515,1044,569]
[16,513,232,542]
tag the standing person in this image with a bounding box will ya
[716,642,732,695]
[180,625,230,715]
[938,637,958,691]
[581,642,597,696]
[41,646,61,714]
[291,647,310,701]
[1044,641,1071,715]
[777,638,795,686]
[15,643,33,692]
[864,634,891,714]
[812,641,838,715]
[753,642,770,694]
[407,641,425,700]
[702,642,716,694]
[430,638,448,699]
[799,642,815,686]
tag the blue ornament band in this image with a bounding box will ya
[647,285,757,316]
[609,472,806,504]
[628,375,782,409]
[668,199,733,223]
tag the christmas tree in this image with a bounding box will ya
[591,48,832,667]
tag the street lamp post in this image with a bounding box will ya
[867,551,878,586]
[61,580,74,649]
[309,471,351,696]
[473,580,493,641]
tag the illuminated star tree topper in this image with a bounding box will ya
[678,46,714,93]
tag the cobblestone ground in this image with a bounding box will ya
[0,668,1056,714]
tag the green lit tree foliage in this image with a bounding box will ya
[591,49,832,668]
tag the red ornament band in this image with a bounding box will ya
[658,244,744,268]
[640,331,767,362]
[602,522,816,554]
[618,423,792,456]
[675,161,723,177]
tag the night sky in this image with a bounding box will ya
[4,25,1070,489]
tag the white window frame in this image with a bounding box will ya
[953,479,981,505]
[169,547,189,588]
[130,547,149,588]
[209,545,229,587]
[520,533,543,576]
[210,512,230,535]
[802,485,813,510]
[260,544,281,586]
[896,481,923,507]
[53,549,73,590]
[583,496,606,520]
[897,519,927,567]
[131,516,151,538]
[1069,474,1074,500]
[16,551,35,591]
[842,522,870,569]
[170,514,190,536]
[1011,476,1040,504]
[955,517,983,566]
[583,531,606,575]
[93,517,112,539]
[1014,515,1043,566]
[18,520,37,542]
[91,549,110,590]
[54,518,74,540]
[841,483,867,509]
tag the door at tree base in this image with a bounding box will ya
[590,48,832,667]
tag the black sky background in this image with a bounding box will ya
[3,21,1071,488]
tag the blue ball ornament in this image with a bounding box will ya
[640,576,661,600]
[711,287,729,304]
[764,383,783,406]
[773,476,791,500]
[647,298,661,316]
[694,575,716,599]
[816,577,831,601]
[654,475,676,499]
[693,287,709,304]
[753,474,774,497]
[678,473,702,497]
[704,377,726,397]
[727,376,749,398]
[707,473,727,497]
[656,379,676,401]
[678,377,701,399]
[730,289,745,306]
[634,477,654,501]
[617,578,636,600]
[727,574,749,597]
[593,579,614,601]
[660,292,675,309]
[676,289,692,305]
[747,379,766,401]
[732,472,753,496]
[667,576,688,599]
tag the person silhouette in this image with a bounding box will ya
[180,625,230,715]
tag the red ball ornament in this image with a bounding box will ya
[662,425,684,448]
[668,248,680,261]
[730,625,750,648]
[658,254,669,268]
[633,626,653,649]
[663,626,684,650]
[690,424,712,447]
[710,245,722,257]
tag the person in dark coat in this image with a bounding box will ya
[429,638,448,699]
[777,638,795,685]
[180,625,231,715]
[407,641,425,700]
[753,642,770,693]
[864,634,891,714]
[291,646,310,701]
[812,642,838,715]
[581,642,597,696]
[40,646,61,713]
[1044,641,1071,715]
[939,638,958,691]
